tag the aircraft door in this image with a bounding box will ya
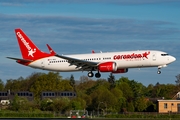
[41,59,45,69]
[152,53,156,61]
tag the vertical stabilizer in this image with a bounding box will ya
[15,29,52,60]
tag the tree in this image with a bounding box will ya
[70,74,75,91]
[175,74,180,85]
[145,100,156,112]
[110,88,123,99]
[26,72,44,90]
[30,72,72,100]
[77,78,96,93]
[10,94,20,111]
[127,102,134,112]
[0,79,4,90]
[70,97,86,110]
[40,98,54,111]
[10,94,30,111]
[144,84,154,97]
[89,85,118,112]
[108,73,115,89]
[116,78,134,102]
[53,97,70,112]
[129,80,146,98]
[117,97,127,112]
[5,78,24,91]
[80,75,91,83]
[134,97,147,112]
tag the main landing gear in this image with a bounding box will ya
[88,71,101,78]
[88,71,94,77]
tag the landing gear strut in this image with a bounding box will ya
[157,68,161,74]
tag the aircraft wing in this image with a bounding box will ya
[55,54,99,71]
[6,57,33,62]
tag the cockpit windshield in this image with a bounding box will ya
[161,54,169,56]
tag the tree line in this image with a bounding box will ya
[0,72,180,113]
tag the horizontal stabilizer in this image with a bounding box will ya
[6,57,33,62]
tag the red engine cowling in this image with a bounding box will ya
[98,62,117,72]
[112,68,128,73]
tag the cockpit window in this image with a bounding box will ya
[161,54,169,56]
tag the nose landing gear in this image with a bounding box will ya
[157,68,161,74]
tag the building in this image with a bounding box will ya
[157,92,180,113]
[16,91,34,101]
[0,91,34,102]
[41,91,76,100]
[0,91,9,101]
[158,100,180,113]
[172,92,180,100]
[0,90,76,108]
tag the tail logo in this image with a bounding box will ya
[17,32,36,57]
[28,48,36,57]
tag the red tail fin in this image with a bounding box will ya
[15,29,53,60]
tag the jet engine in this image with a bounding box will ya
[98,62,117,72]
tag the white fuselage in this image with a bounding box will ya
[28,50,176,72]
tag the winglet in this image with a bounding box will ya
[92,50,95,54]
[46,44,56,55]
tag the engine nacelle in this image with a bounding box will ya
[98,62,117,72]
[112,68,128,73]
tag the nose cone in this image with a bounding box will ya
[170,56,176,63]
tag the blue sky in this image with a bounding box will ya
[0,0,180,86]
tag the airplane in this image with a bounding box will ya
[7,28,176,78]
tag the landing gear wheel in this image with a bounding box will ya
[95,72,101,78]
[88,72,94,77]
[157,68,161,74]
